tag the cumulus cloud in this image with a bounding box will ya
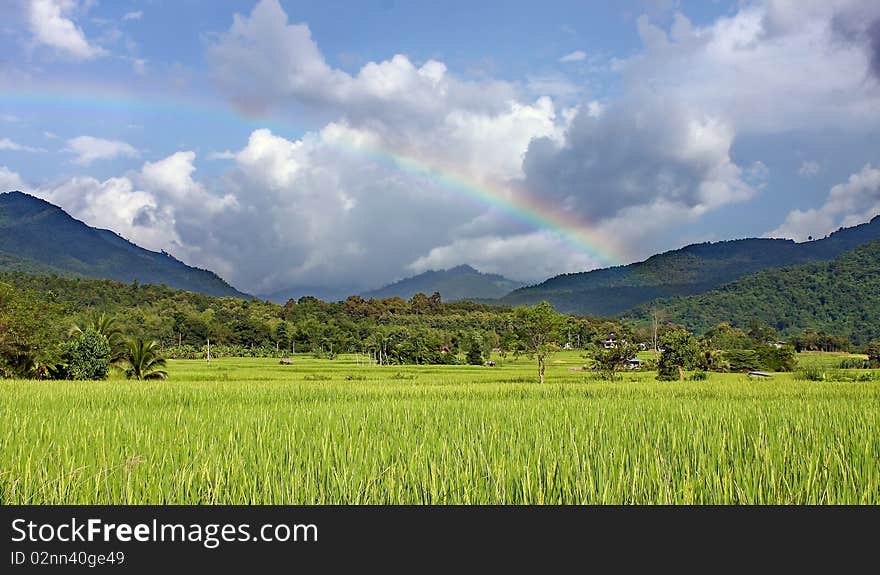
[122,11,142,22]
[521,100,754,226]
[559,50,587,63]
[24,0,880,295]
[408,232,601,283]
[64,135,139,165]
[26,0,106,60]
[0,166,27,192]
[0,138,45,152]
[624,1,880,133]
[770,164,880,240]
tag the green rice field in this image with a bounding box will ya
[1,351,878,504]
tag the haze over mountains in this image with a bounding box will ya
[0,192,249,298]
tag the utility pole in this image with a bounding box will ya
[206,338,211,364]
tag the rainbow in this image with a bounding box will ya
[1,86,629,266]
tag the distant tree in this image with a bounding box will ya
[410,293,432,315]
[466,334,484,365]
[122,338,168,381]
[587,341,639,382]
[512,301,563,384]
[866,340,880,368]
[274,321,292,351]
[63,327,111,380]
[748,319,778,345]
[657,328,697,381]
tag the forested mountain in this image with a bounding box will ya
[497,216,880,316]
[625,239,880,345]
[0,191,249,298]
[360,265,524,301]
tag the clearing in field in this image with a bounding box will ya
[1,352,878,504]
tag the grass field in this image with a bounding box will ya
[1,351,878,504]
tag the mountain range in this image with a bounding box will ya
[624,238,880,344]
[496,216,880,316]
[359,265,524,301]
[0,191,249,298]
[4,188,880,335]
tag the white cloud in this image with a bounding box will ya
[624,2,880,134]
[43,131,58,139]
[770,164,880,240]
[408,232,600,283]
[559,50,587,63]
[64,135,139,165]
[122,11,142,22]
[32,0,880,294]
[26,0,106,60]
[0,166,27,192]
[0,138,45,152]
[798,160,821,177]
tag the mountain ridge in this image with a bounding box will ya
[495,215,880,316]
[359,264,525,302]
[0,191,250,298]
[624,238,880,344]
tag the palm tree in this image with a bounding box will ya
[122,338,168,381]
[70,313,126,362]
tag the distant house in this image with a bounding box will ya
[626,357,644,370]
[773,341,788,349]
[748,371,773,378]
[439,345,451,354]
[603,333,618,349]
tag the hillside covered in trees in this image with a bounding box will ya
[498,215,880,316]
[626,239,880,345]
[0,191,249,298]
[0,272,630,377]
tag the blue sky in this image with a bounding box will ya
[2,0,880,296]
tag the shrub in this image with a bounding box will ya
[689,370,709,381]
[62,327,111,380]
[723,349,761,372]
[838,357,872,369]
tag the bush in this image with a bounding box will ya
[722,349,761,372]
[62,327,110,380]
[838,357,873,369]
[689,370,709,381]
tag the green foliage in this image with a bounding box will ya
[122,339,168,381]
[657,328,697,381]
[511,301,564,383]
[722,349,761,372]
[586,341,640,381]
[628,239,880,346]
[0,281,63,378]
[0,192,247,298]
[62,327,111,380]
[867,340,880,368]
[838,357,872,369]
[465,334,484,366]
[502,216,880,316]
